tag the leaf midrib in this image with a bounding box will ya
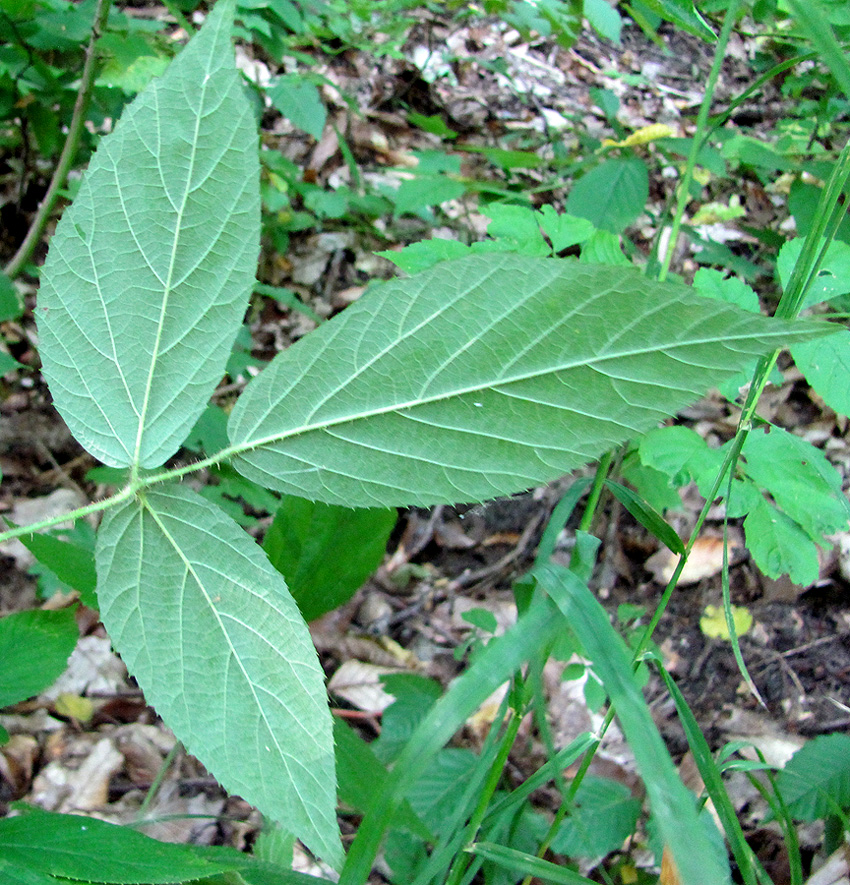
[131,65,212,470]
[234,321,791,454]
[139,492,295,786]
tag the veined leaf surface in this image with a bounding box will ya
[95,484,341,867]
[228,254,825,507]
[39,0,259,469]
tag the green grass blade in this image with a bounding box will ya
[467,842,595,885]
[658,668,764,885]
[339,594,563,885]
[536,564,731,885]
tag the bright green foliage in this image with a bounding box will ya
[0,608,78,708]
[17,530,97,608]
[792,329,850,417]
[633,422,849,585]
[637,0,716,40]
[268,75,327,139]
[0,807,235,883]
[37,0,259,469]
[229,253,820,507]
[263,496,397,621]
[550,777,642,858]
[775,734,850,821]
[537,561,731,885]
[777,238,850,309]
[95,483,342,867]
[566,158,649,234]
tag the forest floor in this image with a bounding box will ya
[1,6,849,883]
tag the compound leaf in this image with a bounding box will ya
[229,254,826,508]
[95,484,341,868]
[38,0,259,470]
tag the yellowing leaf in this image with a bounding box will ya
[700,604,753,640]
[53,692,94,723]
[602,124,675,149]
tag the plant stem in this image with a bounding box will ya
[4,0,112,281]
[658,0,742,283]
[0,485,134,543]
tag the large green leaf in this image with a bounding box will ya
[38,0,259,470]
[228,254,825,508]
[0,808,234,884]
[95,484,342,868]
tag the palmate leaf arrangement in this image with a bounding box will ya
[4,2,840,880]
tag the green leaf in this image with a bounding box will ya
[536,562,731,885]
[792,328,850,417]
[263,496,396,621]
[579,230,630,266]
[550,777,641,858]
[268,74,327,139]
[693,268,760,313]
[633,1,715,41]
[16,532,97,609]
[38,0,260,470]
[605,480,685,554]
[0,352,24,374]
[744,497,820,586]
[0,857,58,885]
[0,608,78,708]
[566,158,648,234]
[334,718,431,839]
[95,484,342,868]
[0,273,22,321]
[584,0,622,42]
[0,807,234,884]
[777,237,850,308]
[228,254,820,508]
[378,238,470,274]
[775,734,850,821]
[741,426,850,542]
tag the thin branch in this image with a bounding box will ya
[4,0,112,280]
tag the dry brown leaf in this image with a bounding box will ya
[645,529,745,586]
[660,846,682,885]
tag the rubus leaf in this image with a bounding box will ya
[792,328,850,418]
[38,0,259,470]
[566,158,648,234]
[0,807,234,884]
[95,484,342,868]
[228,254,826,508]
[0,608,78,708]
[774,734,850,821]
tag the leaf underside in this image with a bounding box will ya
[38,0,259,469]
[229,254,825,508]
[95,484,342,868]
